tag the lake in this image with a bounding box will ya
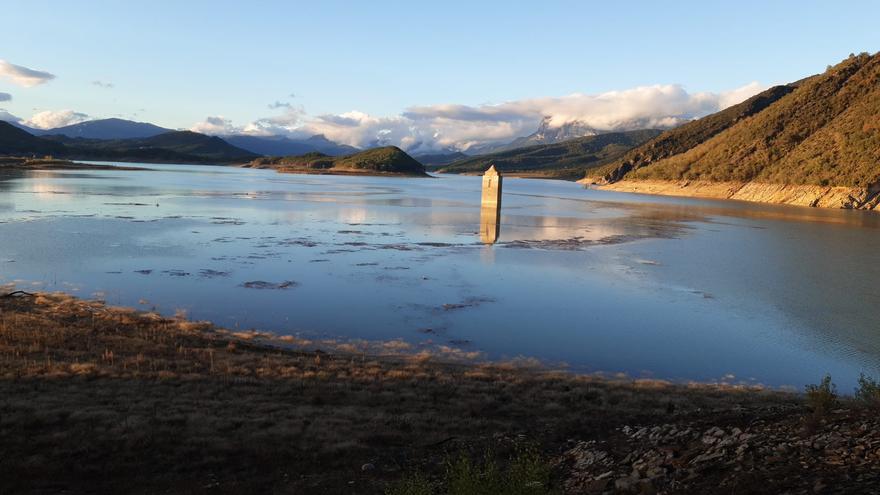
[1,163,878,389]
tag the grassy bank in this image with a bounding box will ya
[1,290,877,494]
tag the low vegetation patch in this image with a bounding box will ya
[387,446,557,495]
[855,373,880,408]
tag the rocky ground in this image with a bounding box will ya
[1,290,877,494]
[559,411,880,494]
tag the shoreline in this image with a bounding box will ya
[0,157,150,171]
[244,164,431,178]
[581,178,880,211]
[2,290,879,493]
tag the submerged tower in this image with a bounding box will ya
[480,165,502,244]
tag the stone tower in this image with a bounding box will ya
[480,165,502,244]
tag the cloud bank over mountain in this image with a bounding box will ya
[24,110,91,129]
[1,75,764,152]
[190,82,765,152]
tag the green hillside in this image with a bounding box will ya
[0,121,66,156]
[438,129,662,179]
[605,52,880,189]
[2,122,257,164]
[246,146,428,176]
[589,85,798,182]
[48,131,258,163]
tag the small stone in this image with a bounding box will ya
[615,477,634,491]
[361,463,375,472]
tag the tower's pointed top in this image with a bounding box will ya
[485,164,499,176]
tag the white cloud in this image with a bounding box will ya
[244,106,306,135]
[191,107,306,137]
[24,110,91,129]
[389,83,767,151]
[193,82,766,152]
[190,115,241,135]
[716,81,765,109]
[0,92,11,102]
[0,60,56,87]
[92,80,114,89]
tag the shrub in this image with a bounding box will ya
[385,471,433,495]
[855,374,880,408]
[805,374,838,415]
[505,445,555,495]
[445,451,503,495]
[387,446,557,495]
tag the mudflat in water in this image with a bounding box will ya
[1,163,878,388]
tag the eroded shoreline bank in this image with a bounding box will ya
[582,179,880,211]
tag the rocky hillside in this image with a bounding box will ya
[439,129,662,179]
[245,146,428,176]
[588,52,880,210]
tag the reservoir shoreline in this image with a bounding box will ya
[3,290,879,493]
[582,178,880,211]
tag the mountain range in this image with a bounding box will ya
[588,52,880,210]
[0,122,258,163]
[10,118,170,139]
[224,134,358,157]
[5,118,360,157]
[412,151,469,167]
[2,113,639,165]
[4,49,877,208]
[437,129,662,179]
[464,118,602,156]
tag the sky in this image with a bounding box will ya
[1,0,878,151]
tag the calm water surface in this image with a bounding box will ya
[1,163,878,389]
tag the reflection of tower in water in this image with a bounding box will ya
[480,165,502,244]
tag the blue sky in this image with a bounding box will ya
[1,0,878,149]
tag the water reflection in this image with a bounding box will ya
[480,206,500,244]
[479,166,503,244]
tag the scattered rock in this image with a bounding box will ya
[239,281,297,290]
[561,410,880,494]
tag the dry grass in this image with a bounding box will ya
[0,291,805,494]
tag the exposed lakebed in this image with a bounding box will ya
[1,163,878,388]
